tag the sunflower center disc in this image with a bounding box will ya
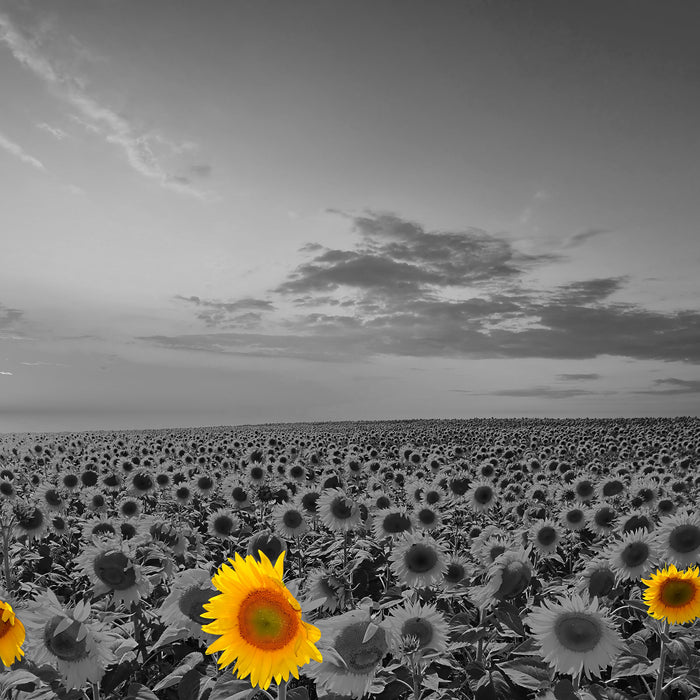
[45,489,62,506]
[19,508,44,530]
[419,509,436,525]
[595,508,615,527]
[406,544,438,573]
[330,497,353,519]
[538,527,557,546]
[44,615,89,661]
[554,613,603,652]
[567,510,584,524]
[283,510,303,528]
[402,618,433,648]
[238,590,298,650]
[660,579,696,607]
[497,562,531,598]
[445,563,465,583]
[179,586,216,624]
[0,618,11,639]
[384,513,411,533]
[336,622,387,673]
[489,545,506,561]
[213,516,234,535]
[474,486,493,504]
[94,551,137,590]
[588,569,615,597]
[622,542,649,567]
[669,525,700,554]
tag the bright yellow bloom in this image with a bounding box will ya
[0,600,25,667]
[642,564,700,625]
[202,550,322,690]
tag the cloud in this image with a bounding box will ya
[139,332,370,362]
[557,373,601,381]
[20,361,69,367]
[0,304,23,328]
[0,11,207,198]
[35,122,67,140]
[451,386,608,399]
[562,228,612,248]
[0,371,12,376]
[552,277,625,304]
[150,211,700,364]
[0,131,46,171]
[278,211,559,297]
[632,378,700,395]
[190,164,212,178]
[174,295,274,328]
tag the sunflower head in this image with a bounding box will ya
[202,551,322,690]
[0,600,25,667]
[246,530,287,565]
[526,594,624,681]
[642,564,700,625]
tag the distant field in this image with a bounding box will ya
[0,417,698,699]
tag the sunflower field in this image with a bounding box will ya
[0,417,699,700]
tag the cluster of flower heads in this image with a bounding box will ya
[0,418,697,696]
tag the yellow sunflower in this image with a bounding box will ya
[0,598,25,667]
[202,550,322,690]
[642,564,700,625]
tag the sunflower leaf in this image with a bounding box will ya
[302,596,330,612]
[152,651,204,691]
[609,653,659,679]
[0,669,42,694]
[495,658,551,690]
[125,683,159,700]
[208,674,255,700]
[494,601,526,636]
[287,689,309,700]
[150,624,188,651]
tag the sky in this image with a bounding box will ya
[1,0,699,433]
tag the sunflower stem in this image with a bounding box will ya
[277,679,287,700]
[653,619,669,700]
[475,608,484,664]
[132,602,145,662]
[411,657,422,700]
[2,524,13,592]
[91,682,101,700]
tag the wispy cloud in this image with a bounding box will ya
[20,361,69,367]
[174,296,275,328]
[632,378,700,395]
[562,228,612,248]
[35,122,67,140]
[557,373,601,381]
[451,386,611,399]
[0,371,12,376]
[0,130,46,170]
[0,11,207,198]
